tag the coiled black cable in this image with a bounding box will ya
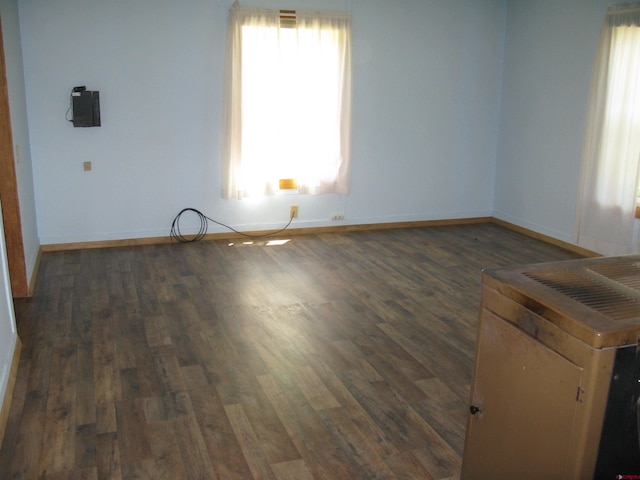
[170,207,294,243]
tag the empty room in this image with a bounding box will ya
[0,0,639,478]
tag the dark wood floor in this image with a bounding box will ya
[0,223,581,480]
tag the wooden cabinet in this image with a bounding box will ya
[462,255,640,479]
[464,311,584,478]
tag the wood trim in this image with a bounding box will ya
[27,247,42,296]
[38,217,598,257]
[0,16,28,298]
[40,217,494,252]
[636,203,640,219]
[39,216,598,254]
[491,218,600,258]
[41,235,176,252]
[0,335,21,449]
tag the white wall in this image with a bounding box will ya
[494,0,616,243]
[1,0,39,285]
[18,0,506,245]
[0,200,18,414]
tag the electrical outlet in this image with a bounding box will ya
[290,205,299,218]
[331,214,345,221]
[83,161,92,171]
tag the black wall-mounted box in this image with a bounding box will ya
[72,90,101,127]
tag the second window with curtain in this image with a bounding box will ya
[574,4,640,255]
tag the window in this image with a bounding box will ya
[221,2,352,199]
[574,5,640,255]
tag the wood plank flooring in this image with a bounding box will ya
[0,223,582,479]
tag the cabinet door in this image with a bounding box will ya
[462,310,584,479]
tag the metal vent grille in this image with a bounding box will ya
[523,262,640,321]
[586,262,640,293]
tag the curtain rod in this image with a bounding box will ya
[279,9,296,27]
[280,9,295,18]
[607,2,640,12]
[605,2,640,25]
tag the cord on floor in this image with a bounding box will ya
[170,207,294,243]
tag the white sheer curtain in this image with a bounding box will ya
[574,4,640,255]
[221,1,352,199]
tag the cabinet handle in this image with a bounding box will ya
[470,405,481,415]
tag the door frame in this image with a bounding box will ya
[0,15,28,298]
